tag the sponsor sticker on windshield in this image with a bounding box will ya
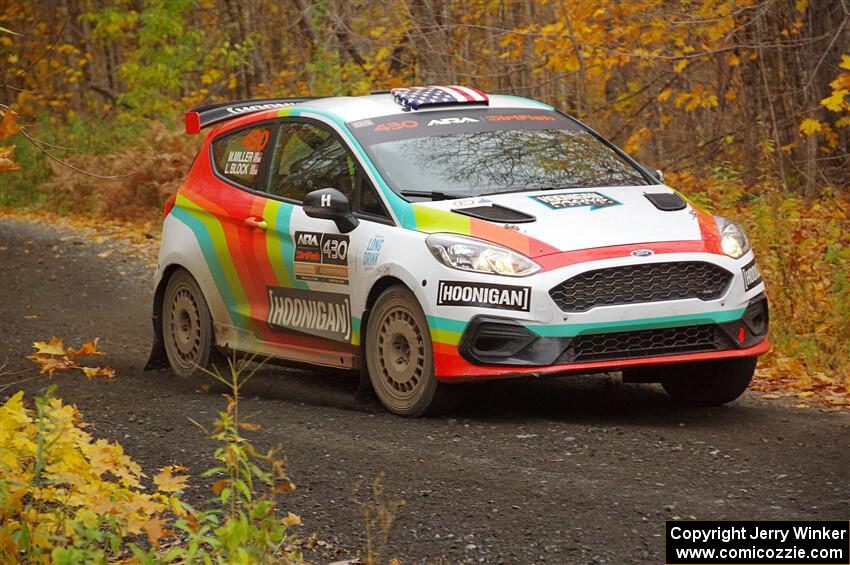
[531,191,621,211]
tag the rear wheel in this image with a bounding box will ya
[161,269,219,378]
[365,285,456,417]
[661,357,757,406]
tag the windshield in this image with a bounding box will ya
[349,109,649,199]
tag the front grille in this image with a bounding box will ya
[570,324,718,362]
[549,261,733,312]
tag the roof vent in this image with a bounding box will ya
[391,86,489,111]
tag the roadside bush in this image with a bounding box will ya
[0,341,304,564]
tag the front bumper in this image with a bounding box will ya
[459,294,768,366]
[430,290,769,382]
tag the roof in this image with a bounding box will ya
[201,92,554,136]
[294,93,553,123]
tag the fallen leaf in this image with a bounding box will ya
[143,517,172,548]
[23,315,38,320]
[282,512,302,527]
[153,466,190,493]
[79,366,116,379]
[211,479,229,495]
[70,338,105,358]
[29,355,76,375]
[32,337,66,355]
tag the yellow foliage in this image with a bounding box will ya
[0,391,176,560]
[799,118,822,135]
[821,89,848,112]
[0,144,20,172]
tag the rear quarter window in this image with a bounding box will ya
[211,125,273,190]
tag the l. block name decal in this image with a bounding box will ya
[437,281,531,312]
[267,287,351,342]
[531,191,620,210]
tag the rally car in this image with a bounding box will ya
[146,85,769,416]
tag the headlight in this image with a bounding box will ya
[425,234,541,277]
[714,215,751,259]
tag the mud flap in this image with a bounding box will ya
[144,275,170,371]
[143,314,169,370]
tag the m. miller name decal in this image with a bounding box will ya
[267,287,351,342]
[437,281,531,312]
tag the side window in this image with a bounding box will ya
[211,126,273,190]
[268,122,356,202]
[357,175,390,218]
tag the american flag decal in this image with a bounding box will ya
[390,85,489,110]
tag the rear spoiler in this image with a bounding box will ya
[184,97,321,135]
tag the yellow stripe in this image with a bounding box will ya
[176,193,249,307]
[413,204,472,234]
[263,199,293,286]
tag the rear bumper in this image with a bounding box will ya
[434,294,769,382]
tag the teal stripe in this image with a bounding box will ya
[496,95,554,110]
[273,203,308,289]
[171,207,247,327]
[426,316,468,334]
[528,309,746,337]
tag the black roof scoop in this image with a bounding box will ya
[644,192,687,211]
[452,204,536,223]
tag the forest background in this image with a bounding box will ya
[1,0,849,405]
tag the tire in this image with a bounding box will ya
[661,357,757,406]
[364,285,456,417]
[161,268,221,378]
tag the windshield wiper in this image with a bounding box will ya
[477,186,585,197]
[399,190,458,201]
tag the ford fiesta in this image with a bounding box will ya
[146,85,768,416]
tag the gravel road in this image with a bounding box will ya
[1,216,847,564]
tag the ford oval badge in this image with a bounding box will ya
[631,249,654,257]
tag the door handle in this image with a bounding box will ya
[243,216,268,231]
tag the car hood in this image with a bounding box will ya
[411,185,706,256]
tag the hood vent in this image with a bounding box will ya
[452,204,536,224]
[644,192,687,211]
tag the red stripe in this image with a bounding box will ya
[444,85,474,101]
[434,338,770,381]
[535,240,719,272]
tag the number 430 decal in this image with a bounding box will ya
[373,120,417,132]
[322,237,348,262]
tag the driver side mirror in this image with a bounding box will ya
[303,188,360,233]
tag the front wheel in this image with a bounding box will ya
[661,357,757,406]
[161,268,219,378]
[364,285,456,417]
